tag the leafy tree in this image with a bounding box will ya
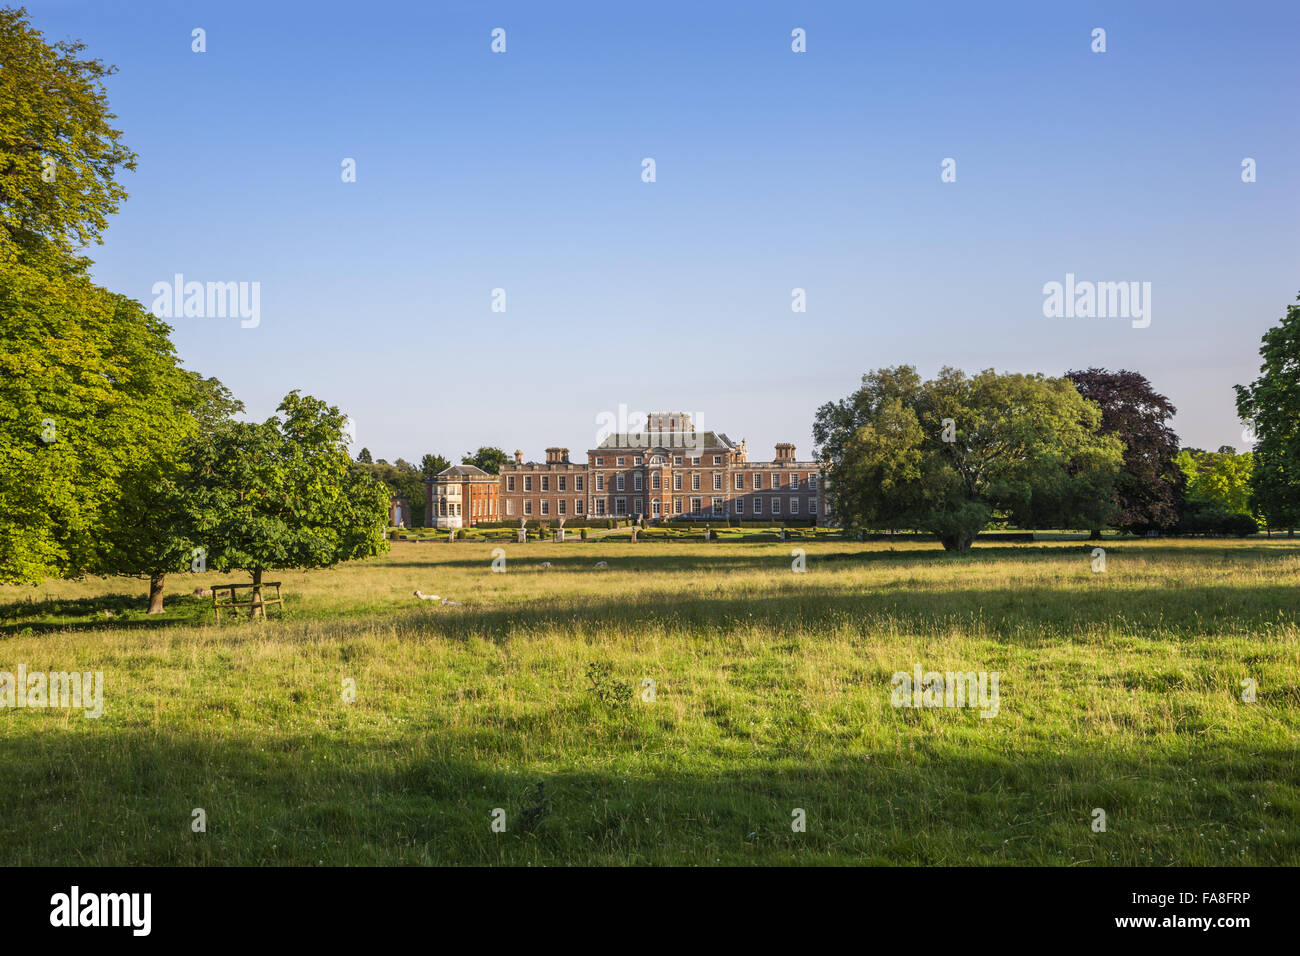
[352,457,426,525]
[1066,368,1184,536]
[813,366,1123,550]
[462,446,508,475]
[421,453,450,481]
[356,447,372,464]
[0,7,137,266]
[1176,447,1254,514]
[1235,293,1300,533]
[98,373,245,612]
[186,392,390,615]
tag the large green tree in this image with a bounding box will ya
[0,7,136,266]
[1235,293,1300,533]
[813,366,1123,550]
[186,392,390,614]
[462,446,508,475]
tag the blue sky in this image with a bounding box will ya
[24,0,1300,462]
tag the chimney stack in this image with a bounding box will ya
[546,447,570,464]
[775,443,795,462]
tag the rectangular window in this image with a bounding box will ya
[771,497,781,514]
[576,475,584,491]
[559,476,566,492]
[754,497,763,514]
[692,474,700,491]
[690,497,702,514]
[634,498,643,515]
[617,457,625,466]
[559,499,566,515]
[634,474,643,491]
[595,457,604,466]
[616,475,625,491]
[790,498,799,514]
[615,496,626,514]
[790,474,799,490]
[595,498,606,515]
[692,457,701,466]
[507,476,515,491]
[713,455,721,465]
[576,498,584,514]
[596,474,604,491]
[734,474,743,490]
[735,498,744,514]
[713,474,722,490]
[809,497,817,514]
[541,476,549,492]
[524,500,533,515]
[635,456,643,465]
[711,497,723,516]
[674,474,682,491]
[541,499,549,515]
[524,476,532,492]
[674,498,682,514]
[506,499,515,516]
[673,456,682,466]
[753,473,761,490]
[809,474,818,489]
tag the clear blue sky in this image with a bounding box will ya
[25,0,1300,461]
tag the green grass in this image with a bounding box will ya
[1,538,1297,865]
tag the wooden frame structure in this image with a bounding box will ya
[212,582,284,622]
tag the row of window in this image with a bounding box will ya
[437,498,498,517]
[506,475,586,493]
[505,497,818,517]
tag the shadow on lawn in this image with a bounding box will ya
[0,726,1293,865]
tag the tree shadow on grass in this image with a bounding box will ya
[0,726,1292,865]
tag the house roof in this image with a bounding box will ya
[433,464,492,479]
[595,431,735,452]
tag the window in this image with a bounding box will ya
[674,498,682,514]
[634,456,642,465]
[771,497,781,514]
[735,498,744,514]
[809,497,817,514]
[595,499,606,515]
[711,497,723,516]
[809,474,818,489]
[772,473,781,489]
[690,497,702,514]
[507,476,515,491]
[651,473,660,489]
[753,473,761,489]
[713,474,722,491]
[616,475,625,491]
[652,499,661,516]
[634,474,643,491]
[595,457,604,466]
[541,500,549,515]
[559,476,566,492]
[790,474,799,490]
[617,457,625,466]
[506,499,514,516]
[615,496,626,514]
[734,474,743,490]
[713,455,721,465]
[541,476,549,492]
[692,474,700,491]
[754,497,763,514]
[596,474,604,491]
[559,499,566,515]
[634,498,643,515]
[576,498,584,514]
[790,498,799,514]
[576,475,584,491]
[524,500,533,515]
[673,456,682,466]
[524,476,532,492]
[674,474,682,491]
[692,457,701,466]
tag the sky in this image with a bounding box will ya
[21,0,1300,463]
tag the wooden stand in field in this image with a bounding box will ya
[212,582,283,622]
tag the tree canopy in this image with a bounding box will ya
[462,446,508,475]
[1235,293,1300,531]
[813,366,1123,550]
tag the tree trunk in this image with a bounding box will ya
[1089,529,1102,541]
[251,568,264,620]
[939,532,976,552]
[147,572,166,614]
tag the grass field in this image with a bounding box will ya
[1,538,1297,865]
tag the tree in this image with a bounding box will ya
[1066,368,1184,537]
[1235,293,1300,533]
[421,453,450,481]
[0,7,137,266]
[462,446,508,475]
[186,392,391,615]
[813,366,1123,551]
[98,373,245,613]
[356,447,372,464]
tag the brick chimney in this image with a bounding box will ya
[545,447,570,464]
[775,443,795,462]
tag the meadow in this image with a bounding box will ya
[1,537,1297,866]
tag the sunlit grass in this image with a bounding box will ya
[1,538,1297,865]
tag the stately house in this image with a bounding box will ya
[425,412,828,527]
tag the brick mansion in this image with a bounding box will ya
[425,412,829,528]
